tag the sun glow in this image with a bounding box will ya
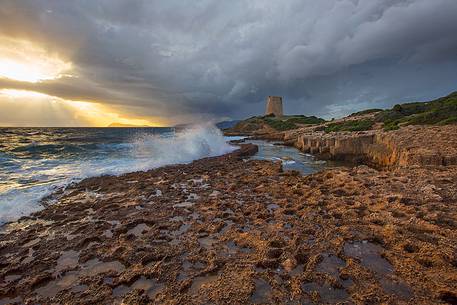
[0,89,50,98]
[0,37,72,83]
[70,101,166,127]
[0,89,166,127]
[0,38,167,127]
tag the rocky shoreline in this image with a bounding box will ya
[1,135,457,304]
[287,125,457,168]
[232,124,457,168]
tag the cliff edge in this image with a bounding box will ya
[226,91,457,168]
[291,125,457,167]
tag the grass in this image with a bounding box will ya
[264,118,298,131]
[285,115,325,125]
[437,116,457,125]
[349,108,383,117]
[231,92,457,133]
[233,114,326,132]
[264,115,326,131]
[323,119,374,133]
[375,91,457,130]
[383,121,400,131]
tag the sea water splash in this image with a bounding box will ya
[131,125,235,169]
[0,125,235,224]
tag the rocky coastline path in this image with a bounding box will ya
[1,143,456,304]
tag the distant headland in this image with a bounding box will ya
[107,122,153,128]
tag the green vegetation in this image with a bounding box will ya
[437,116,457,125]
[231,117,264,132]
[263,118,297,131]
[285,115,325,125]
[231,92,457,134]
[383,121,400,131]
[323,119,374,133]
[231,114,326,132]
[349,108,383,117]
[375,91,457,130]
[264,115,326,131]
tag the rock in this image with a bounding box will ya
[292,125,457,168]
[0,140,456,305]
[282,258,297,272]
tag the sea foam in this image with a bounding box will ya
[0,124,235,225]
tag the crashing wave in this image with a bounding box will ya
[0,124,235,225]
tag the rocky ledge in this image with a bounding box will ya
[1,144,456,304]
[284,125,457,168]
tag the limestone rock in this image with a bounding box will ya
[292,125,457,167]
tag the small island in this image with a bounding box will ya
[107,122,153,128]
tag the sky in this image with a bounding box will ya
[0,0,457,127]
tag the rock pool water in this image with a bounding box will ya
[244,139,347,174]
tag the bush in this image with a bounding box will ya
[349,108,383,117]
[285,116,325,125]
[383,122,400,131]
[375,91,457,129]
[324,119,374,133]
[437,116,457,125]
[264,118,297,131]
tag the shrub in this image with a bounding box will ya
[264,118,297,131]
[349,108,383,117]
[285,116,325,125]
[375,91,457,129]
[383,122,400,131]
[437,116,457,125]
[324,119,374,133]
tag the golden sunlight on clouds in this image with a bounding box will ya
[0,89,50,98]
[0,38,168,127]
[0,37,72,83]
[0,89,166,127]
[70,101,167,127]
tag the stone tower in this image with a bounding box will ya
[265,96,283,117]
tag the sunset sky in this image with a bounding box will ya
[1,0,457,127]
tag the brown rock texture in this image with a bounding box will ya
[292,125,457,167]
[1,144,456,304]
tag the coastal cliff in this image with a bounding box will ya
[226,91,457,168]
[289,125,457,167]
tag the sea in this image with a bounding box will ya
[0,125,334,225]
[0,125,235,224]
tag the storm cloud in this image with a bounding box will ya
[1,0,457,123]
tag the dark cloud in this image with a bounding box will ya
[1,0,457,122]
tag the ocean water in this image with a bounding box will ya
[0,126,340,225]
[0,125,235,224]
[245,139,340,174]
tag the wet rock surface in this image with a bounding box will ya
[1,144,456,304]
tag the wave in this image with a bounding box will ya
[10,143,98,156]
[0,124,236,225]
[129,124,235,169]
